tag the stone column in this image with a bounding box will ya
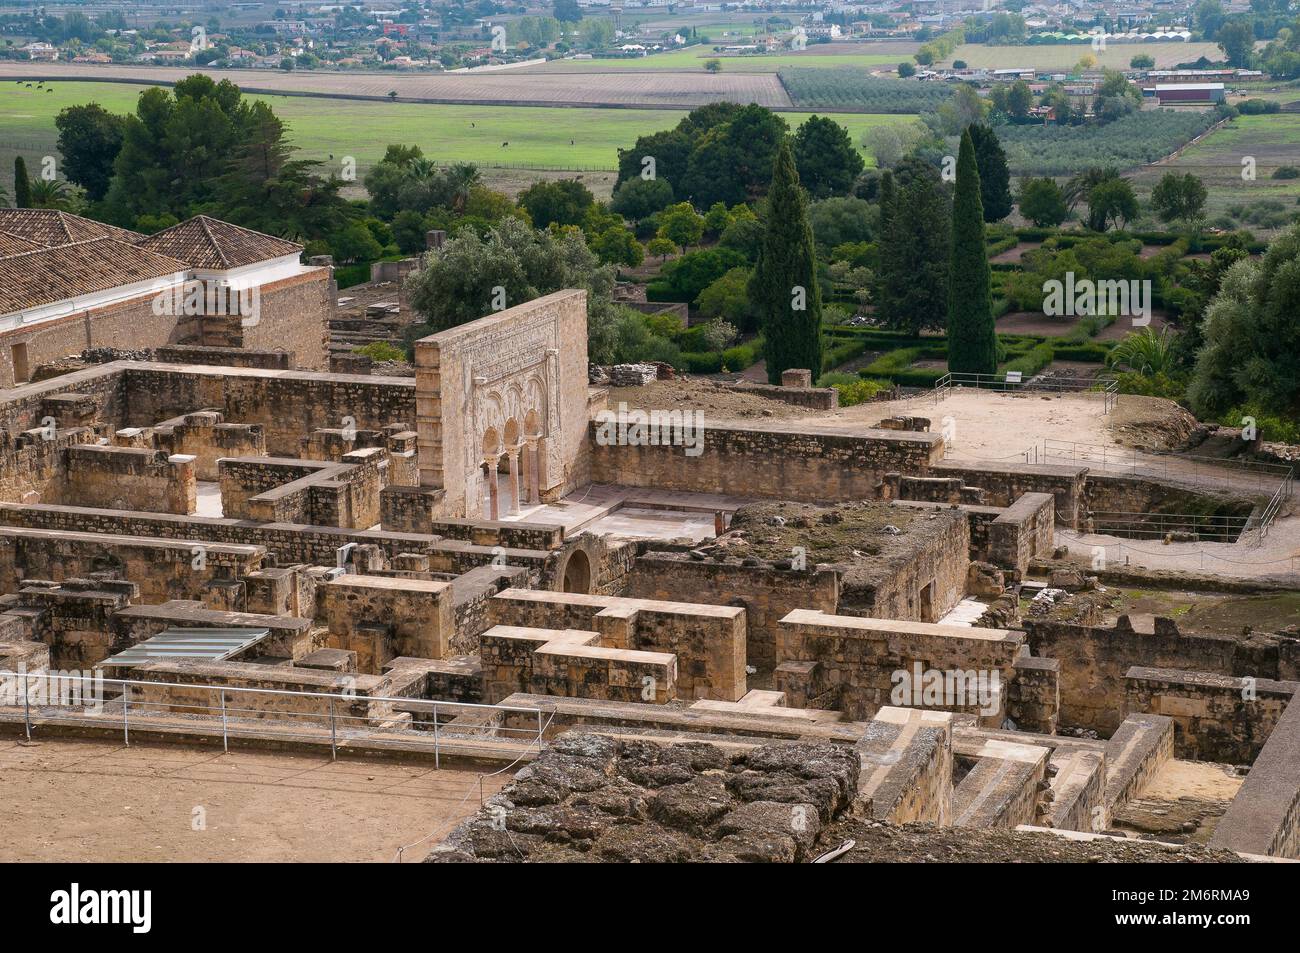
[525,438,541,504]
[486,456,500,520]
[507,446,523,516]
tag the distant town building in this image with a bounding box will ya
[1151,83,1226,106]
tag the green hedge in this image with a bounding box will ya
[1052,343,1112,362]
[823,336,869,370]
[1001,342,1054,377]
[986,234,1019,258]
[1014,227,1057,242]
[862,367,948,388]
[646,281,689,303]
[861,347,922,377]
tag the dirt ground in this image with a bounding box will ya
[604,380,1196,457]
[1103,588,1300,634]
[1113,760,1243,845]
[996,310,1171,340]
[0,736,511,862]
[605,377,815,421]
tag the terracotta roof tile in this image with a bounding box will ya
[0,238,189,317]
[0,230,43,257]
[0,208,143,247]
[135,214,302,269]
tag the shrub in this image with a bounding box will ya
[701,318,739,351]
[832,378,887,406]
[1238,99,1281,115]
[661,247,747,302]
[1221,406,1300,443]
[354,342,407,363]
[721,337,764,372]
[1113,370,1187,401]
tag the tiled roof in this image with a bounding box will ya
[135,215,302,269]
[0,238,189,317]
[0,208,143,247]
[0,230,43,257]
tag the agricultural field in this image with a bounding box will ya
[780,68,955,112]
[1128,112,1300,228]
[1226,82,1300,105]
[0,61,793,107]
[998,109,1222,175]
[0,81,919,192]
[944,41,1225,71]
[518,42,920,73]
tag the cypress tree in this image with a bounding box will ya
[750,139,822,383]
[947,130,998,376]
[13,157,31,208]
[879,160,950,335]
[874,170,897,326]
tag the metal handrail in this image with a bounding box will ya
[0,670,552,762]
[1042,438,1294,499]
[918,372,1119,414]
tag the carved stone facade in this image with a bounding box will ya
[414,290,589,519]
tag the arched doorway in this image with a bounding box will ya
[561,549,592,594]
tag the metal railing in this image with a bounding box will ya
[1084,510,1252,543]
[0,670,553,767]
[923,372,1119,414]
[1250,467,1296,539]
[1043,438,1295,498]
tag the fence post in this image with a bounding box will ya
[23,671,31,741]
[433,702,440,770]
[220,688,228,754]
[329,697,337,761]
[122,689,130,747]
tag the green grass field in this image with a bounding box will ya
[1127,113,1300,227]
[0,81,920,183]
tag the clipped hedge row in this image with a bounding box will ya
[679,336,766,374]
[823,336,869,370]
[1002,342,1055,377]
[646,281,690,303]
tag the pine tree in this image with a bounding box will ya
[13,156,31,208]
[947,130,998,376]
[750,139,822,383]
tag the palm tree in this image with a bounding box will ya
[1107,327,1175,377]
[408,156,438,180]
[27,177,75,211]
[1063,166,1118,211]
[445,163,480,214]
